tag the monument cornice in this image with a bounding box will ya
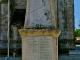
[18,29,61,38]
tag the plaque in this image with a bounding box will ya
[24,36,54,60]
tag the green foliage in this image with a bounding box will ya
[78,21,80,28]
[58,48,69,54]
[1,0,8,3]
[75,29,80,37]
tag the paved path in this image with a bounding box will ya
[0,55,80,60]
[75,45,80,50]
[0,45,80,60]
[59,55,80,60]
[69,45,80,55]
[0,57,21,60]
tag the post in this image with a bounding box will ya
[7,0,10,57]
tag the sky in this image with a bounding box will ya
[74,0,80,29]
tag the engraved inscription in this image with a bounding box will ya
[39,37,54,60]
[24,36,54,60]
[24,37,39,60]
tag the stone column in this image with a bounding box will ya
[12,26,18,40]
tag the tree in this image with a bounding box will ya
[1,0,8,3]
[75,29,80,37]
[75,20,80,37]
[78,21,80,28]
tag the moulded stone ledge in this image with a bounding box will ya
[18,29,61,38]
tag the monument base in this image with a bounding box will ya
[18,29,61,60]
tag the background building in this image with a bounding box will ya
[0,0,74,54]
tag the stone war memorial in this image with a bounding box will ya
[18,0,61,60]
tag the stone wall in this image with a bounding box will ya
[58,0,74,40]
[0,3,21,48]
[14,0,27,9]
[0,4,8,40]
[0,0,74,49]
[0,4,8,48]
[58,0,74,49]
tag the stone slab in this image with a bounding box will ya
[24,36,54,60]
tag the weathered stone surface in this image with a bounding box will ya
[66,0,74,39]
[0,4,8,40]
[58,0,74,40]
[14,0,27,9]
[11,26,18,40]
[27,0,52,27]
[24,0,57,28]
[57,0,74,49]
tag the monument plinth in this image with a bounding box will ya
[18,29,61,60]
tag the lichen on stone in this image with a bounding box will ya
[44,10,51,21]
[42,0,45,6]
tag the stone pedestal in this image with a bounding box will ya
[18,29,61,60]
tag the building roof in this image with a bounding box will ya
[76,37,80,40]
